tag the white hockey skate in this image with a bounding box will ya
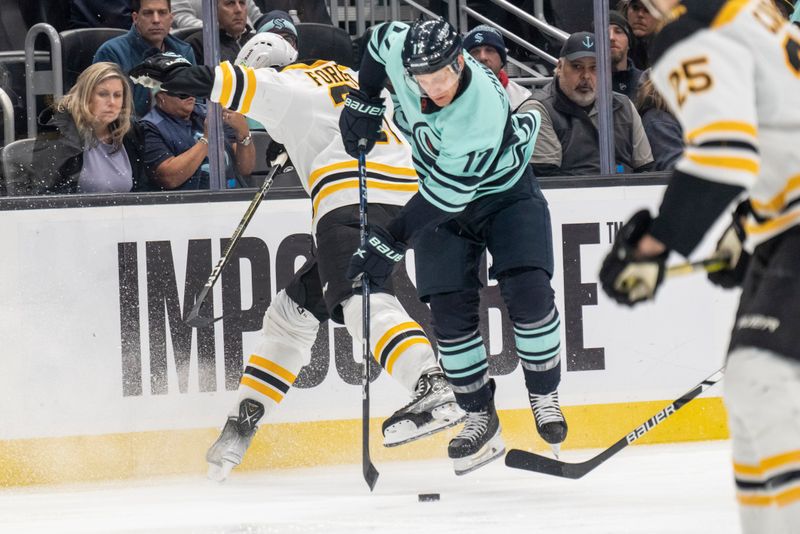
[447,400,505,476]
[382,371,466,447]
[206,399,264,482]
[529,390,568,457]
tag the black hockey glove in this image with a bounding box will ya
[708,201,751,289]
[338,89,385,159]
[129,53,214,98]
[347,226,406,288]
[599,210,669,307]
[266,141,294,173]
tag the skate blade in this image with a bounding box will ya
[452,432,506,476]
[551,443,561,459]
[207,460,236,483]
[383,405,467,448]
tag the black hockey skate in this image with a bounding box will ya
[529,390,568,457]
[206,399,264,482]
[382,371,465,447]
[447,399,505,476]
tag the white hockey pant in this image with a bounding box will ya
[341,292,438,391]
[725,346,800,534]
[230,290,320,422]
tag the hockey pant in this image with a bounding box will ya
[725,346,800,534]
[430,267,561,412]
[233,289,439,424]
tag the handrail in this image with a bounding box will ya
[0,87,14,146]
[461,6,558,65]
[24,23,62,138]
[479,0,568,41]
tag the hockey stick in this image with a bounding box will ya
[184,159,284,328]
[505,368,724,478]
[666,255,730,278]
[357,142,380,491]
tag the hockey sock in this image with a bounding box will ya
[438,331,492,412]
[342,293,438,391]
[515,308,562,394]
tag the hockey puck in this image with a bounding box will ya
[418,493,440,502]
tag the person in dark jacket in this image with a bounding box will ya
[184,0,256,65]
[93,0,196,117]
[609,10,643,100]
[635,71,683,171]
[617,0,658,69]
[30,62,146,195]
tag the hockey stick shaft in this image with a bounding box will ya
[185,161,283,328]
[505,368,725,478]
[666,255,730,278]
[357,143,379,491]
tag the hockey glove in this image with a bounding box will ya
[599,210,669,307]
[130,53,214,98]
[347,226,406,288]
[708,201,751,289]
[338,89,385,159]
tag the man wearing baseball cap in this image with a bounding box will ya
[609,10,643,100]
[519,31,653,176]
[463,25,531,111]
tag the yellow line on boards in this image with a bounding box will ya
[0,398,728,487]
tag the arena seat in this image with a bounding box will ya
[58,28,127,91]
[296,23,355,68]
[0,137,36,196]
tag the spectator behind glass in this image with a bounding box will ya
[93,0,196,118]
[184,0,257,65]
[609,10,643,100]
[617,0,657,69]
[520,31,654,176]
[635,71,683,171]
[253,10,299,50]
[141,91,255,190]
[463,25,532,112]
[171,0,263,30]
[31,62,146,194]
[69,0,132,29]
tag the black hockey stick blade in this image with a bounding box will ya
[505,368,725,479]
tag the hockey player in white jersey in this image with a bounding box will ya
[598,1,800,532]
[130,35,465,482]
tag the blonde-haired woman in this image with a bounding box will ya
[635,71,683,171]
[32,62,146,194]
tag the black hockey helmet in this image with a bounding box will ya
[402,19,463,76]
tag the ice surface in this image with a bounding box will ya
[0,440,739,534]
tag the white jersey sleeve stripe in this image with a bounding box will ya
[685,120,758,144]
[750,175,800,215]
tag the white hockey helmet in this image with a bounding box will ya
[236,33,298,69]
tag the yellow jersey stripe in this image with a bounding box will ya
[734,450,800,477]
[685,121,757,143]
[745,210,800,235]
[248,354,297,384]
[240,376,283,403]
[385,337,432,375]
[282,60,332,71]
[374,321,420,362]
[685,152,760,174]
[312,179,418,217]
[750,175,800,213]
[738,486,800,508]
[308,160,418,188]
[712,0,750,29]
[219,62,234,109]
[240,66,257,115]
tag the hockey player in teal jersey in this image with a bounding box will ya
[339,18,567,475]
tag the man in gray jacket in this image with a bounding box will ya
[520,31,653,177]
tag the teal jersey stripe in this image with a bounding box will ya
[515,320,561,358]
[514,317,561,337]
[439,343,487,373]
[438,335,483,354]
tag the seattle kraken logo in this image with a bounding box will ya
[411,123,440,165]
[475,33,485,43]
[582,35,594,49]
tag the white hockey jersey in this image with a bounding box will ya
[208,60,418,231]
[651,0,800,248]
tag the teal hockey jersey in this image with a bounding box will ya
[366,21,541,213]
